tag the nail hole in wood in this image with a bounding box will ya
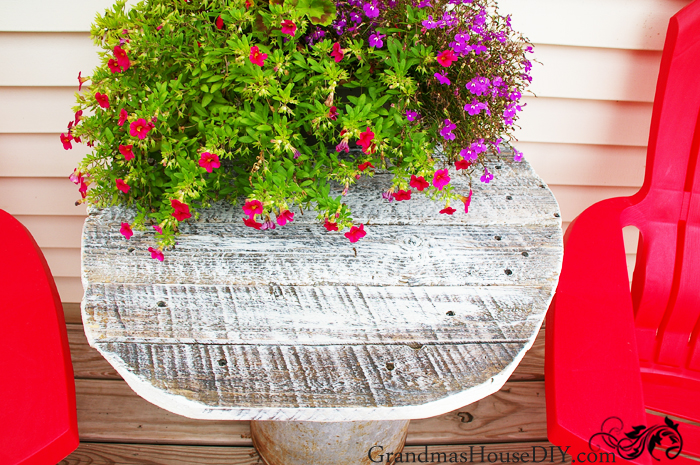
[128,247,135,253]
[522,251,529,257]
[495,165,502,170]
[504,269,513,275]
[495,235,502,241]
[386,362,395,371]
[157,301,166,307]
[554,213,560,218]
[446,311,456,316]
[407,342,424,350]
[506,195,513,200]
[539,184,546,188]
[218,359,227,366]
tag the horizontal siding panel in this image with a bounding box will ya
[0,32,100,87]
[15,215,85,248]
[499,0,692,51]
[549,185,638,223]
[0,178,87,216]
[0,0,115,32]
[43,247,81,278]
[55,276,84,303]
[515,97,652,146]
[1,88,653,147]
[0,134,88,177]
[529,45,661,102]
[519,142,646,187]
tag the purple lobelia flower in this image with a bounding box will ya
[440,119,456,140]
[434,72,451,85]
[369,31,386,48]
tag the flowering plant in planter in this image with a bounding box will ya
[65,0,532,260]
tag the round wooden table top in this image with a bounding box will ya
[81,150,563,421]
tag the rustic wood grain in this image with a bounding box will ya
[81,154,562,421]
[74,379,546,445]
[61,441,570,465]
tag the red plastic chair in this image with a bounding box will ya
[0,210,79,464]
[546,2,700,464]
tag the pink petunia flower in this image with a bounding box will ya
[433,169,450,190]
[130,118,152,139]
[249,45,268,67]
[323,218,339,231]
[243,217,263,229]
[215,15,224,30]
[120,222,133,239]
[69,169,83,185]
[358,161,374,171]
[436,49,457,67]
[462,189,473,213]
[243,199,263,216]
[330,42,344,63]
[198,152,221,173]
[276,210,295,226]
[171,199,192,221]
[358,127,375,154]
[336,139,350,153]
[455,158,471,170]
[118,109,128,126]
[153,224,163,234]
[440,206,456,215]
[77,71,88,91]
[328,105,338,121]
[95,92,110,109]
[344,223,367,243]
[148,247,165,261]
[281,19,297,36]
[116,179,131,193]
[409,174,429,191]
[108,58,122,74]
[119,144,135,161]
[74,110,83,126]
[113,45,130,70]
[392,189,412,201]
[60,133,73,150]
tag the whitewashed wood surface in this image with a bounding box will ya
[81,151,563,421]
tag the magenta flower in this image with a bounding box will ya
[108,58,121,74]
[324,218,339,231]
[405,109,418,122]
[116,179,130,193]
[153,224,163,234]
[462,189,473,213]
[277,210,295,226]
[260,219,276,230]
[118,109,128,126]
[464,100,488,116]
[243,217,263,229]
[250,45,268,67]
[433,169,450,190]
[119,144,134,161]
[198,152,220,173]
[440,206,456,215]
[215,15,224,30]
[74,110,83,126]
[455,158,471,170]
[436,49,457,67]
[148,247,165,261]
[330,43,344,63]
[336,139,350,153]
[369,32,385,48]
[113,45,130,70]
[358,127,375,154]
[243,199,263,216]
[60,133,73,150]
[344,224,367,243]
[434,72,451,85]
[480,167,494,183]
[328,105,338,120]
[95,92,110,109]
[358,161,374,171]
[514,148,524,162]
[130,118,152,139]
[120,222,133,239]
[440,119,456,140]
[281,19,297,36]
[69,169,83,185]
[392,189,412,201]
[171,199,192,221]
[77,71,88,91]
[363,1,379,18]
[409,174,429,191]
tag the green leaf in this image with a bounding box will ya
[103,127,114,142]
[202,93,214,107]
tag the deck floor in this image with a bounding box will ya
[59,303,566,465]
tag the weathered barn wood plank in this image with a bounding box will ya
[61,441,568,465]
[82,154,561,421]
[67,324,544,381]
[74,379,547,445]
